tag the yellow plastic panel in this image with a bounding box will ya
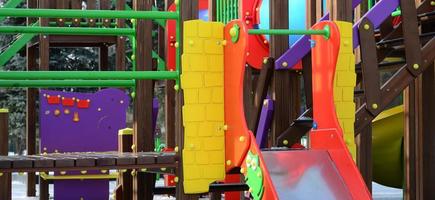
[334,21,356,159]
[181,20,226,194]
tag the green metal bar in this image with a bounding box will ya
[0,33,35,66]
[0,0,24,21]
[0,71,179,80]
[0,80,135,88]
[48,21,118,27]
[249,29,327,36]
[0,8,179,20]
[248,26,330,39]
[151,6,166,28]
[0,26,135,36]
[0,22,38,66]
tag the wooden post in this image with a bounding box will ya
[118,129,133,200]
[25,0,37,197]
[132,0,155,199]
[176,0,199,199]
[270,0,294,145]
[0,109,11,200]
[38,0,50,198]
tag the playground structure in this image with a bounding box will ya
[0,0,432,200]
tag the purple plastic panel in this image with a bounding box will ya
[262,150,352,199]
[275,0,398,70]
[255,97,274,148]
[39,88,129,200]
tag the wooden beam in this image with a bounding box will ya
[208,0,217,21]
[132,0,155,200]
[0,110,11,200]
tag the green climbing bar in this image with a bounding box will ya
[248,27,330,39]
[0,8,179,20]
[0,80,135,88]
[0,71,179,80]
[0,26,135,36]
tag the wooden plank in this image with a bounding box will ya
[400,0,422,76]
[270,0,292,145]
[359,18,381,115]
[39,173,49,200]
[133,0,155,199]
[249,58,274,133]
[244,66,254,128]
[0,111,11,200]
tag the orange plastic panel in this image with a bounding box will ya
[241,0,269,69]
[224,20,251,172]
[309,21,371,200]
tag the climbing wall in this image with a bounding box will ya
[181,20,226,194]
[333,21,357,159]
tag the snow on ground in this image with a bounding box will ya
[11,173,401,200]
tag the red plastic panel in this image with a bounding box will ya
[309,21,371,200]
[224,20,251,172]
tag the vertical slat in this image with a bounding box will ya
[133,0,155,199]
[39,176,49,200]
[355,124,373,192]
[87,0,97,27]
[25,1,37,197]
[100,0,111,27]
[71,0,81,26]
[0,110,11,200]
[270,0,291,145]
[116,0,126,71]
[56,0,67,26]
[243,66,254,128]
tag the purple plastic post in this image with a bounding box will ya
[275,0,398,70]
[255,97,274,148]
[40,88,129,200]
